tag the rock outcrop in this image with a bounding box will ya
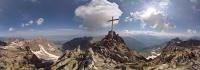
[0,37,62,70]
[51,46,97,70]
[145,38,200,70]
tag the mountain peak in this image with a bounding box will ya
[52,31,146,70]
[168,37,182,45]
[93,31,145,63]
[102,31,125,44]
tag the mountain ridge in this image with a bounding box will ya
[0,31,200,70]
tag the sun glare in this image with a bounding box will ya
[141,7,157,18]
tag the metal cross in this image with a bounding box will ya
[108,17,119,31]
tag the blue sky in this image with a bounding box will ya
[0,0,199,38]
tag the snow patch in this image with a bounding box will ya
[146,51,161,60]
[31,44,59,62]
[47,43,56,51]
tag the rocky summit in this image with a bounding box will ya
[52,31,146,70]
[145,38,200,70]
[92,31,146,65]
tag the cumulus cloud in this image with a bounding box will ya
[8,27,14,32]
[132,7,175,31]
[125,0,175,31]
[36,18,45,25]
[120,30,198,38]
[75,0,123,30]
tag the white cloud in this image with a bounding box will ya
[29,20,34,24]
[8,27,14,32]
[125,16,133,22]
[129,7,175,31]
[78,25,88,30]
[124,29,129,33]
[125,0,175,31]
[187,29,197,34]
[120,30,198,38]
[36,18,45,25]
[141,23,146,29]
[75,0,123,30]
[22,18,44,27]
[158,0,170,8]
[22,20,34,27]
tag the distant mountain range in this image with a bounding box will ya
[61,35,172,51]
[62,37,93,51]
[122,37,147,50]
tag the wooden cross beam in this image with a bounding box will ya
[108,17,119,31]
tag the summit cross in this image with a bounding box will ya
[107,17,119,31]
